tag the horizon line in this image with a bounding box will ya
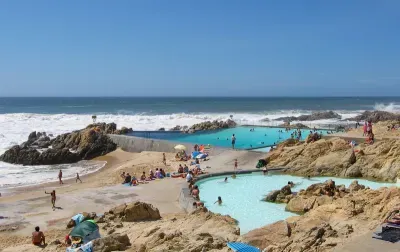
[1,96,400,99]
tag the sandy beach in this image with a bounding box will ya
[0,147,266,250]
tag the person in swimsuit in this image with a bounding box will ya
[76,173,82,183]
[162,153,166,165]
[262,167,268,175]
[214,196,222,205]
[45,190,56,209]
[231,134,236,149]
[224,177,228,182]
[58,170,63,185]
[32,226,45,246]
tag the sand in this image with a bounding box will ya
[0,147,266,250]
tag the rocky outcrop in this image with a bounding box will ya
[265,185,293,203]
[187,119,237,132]
[242,186,400,251]
[96,203,239,252]
[101,201,161,222]
[348,110,400,123]
[92,234,131,252]
[279,122,310,129]
[0,123,127,165]
[275,111,341,122]
[266,137,400,182]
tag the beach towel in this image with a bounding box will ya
[66,241,93,252]
[71,214,85,226]
[123,183,131,187]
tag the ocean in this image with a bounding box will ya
[1,97,400,188]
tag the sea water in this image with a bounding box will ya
[197,173,395,234]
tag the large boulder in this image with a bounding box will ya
[107,201,161,222]
[124,202,161,222]
[241,221,291,249]
[348,180,365,192]
[264,185,292,203]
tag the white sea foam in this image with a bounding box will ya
[0,111,359,188]
[373,102,400,113]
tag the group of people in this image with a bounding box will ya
[290,129,303,140]
[121,168,167,186]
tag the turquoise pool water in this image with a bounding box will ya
[130,126,329,150]
[196,173,395,234]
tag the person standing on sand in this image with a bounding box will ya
[58,169,63,184]
[162,153,166,165]
[45,190,56,209]
[76,173,82,183]
[231,134,236,149]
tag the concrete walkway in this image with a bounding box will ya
[333,231,400,252]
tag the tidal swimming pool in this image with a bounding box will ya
[130,126,329,150]
[196,173,395,234]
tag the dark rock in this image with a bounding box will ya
[170,125,182,131]
[188,119,236,132]
[265,190,280,202]
[114,127,133,135]
[265,185,292,203]
[0,123,119,165]
[347,111,400,123]
[28,131,37,141]
[276,111,342,122]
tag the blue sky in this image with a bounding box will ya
[0,0,399,97]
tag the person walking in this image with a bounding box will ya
[58,170,63,185]
[76,173,82,183]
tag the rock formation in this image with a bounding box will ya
[266,137,400,182]
[100,201,161,222]
[96,202,239,252]
[0,123,135,165]
[187,119,237,132]
[265,185,293,203]
[242,185,400,251]
[348,110,400,123]
[275,111,341,122]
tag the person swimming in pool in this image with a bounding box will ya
[214,196,222,205]
[224,177,228,182]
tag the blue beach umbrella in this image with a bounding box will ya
[227,242,260,252]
